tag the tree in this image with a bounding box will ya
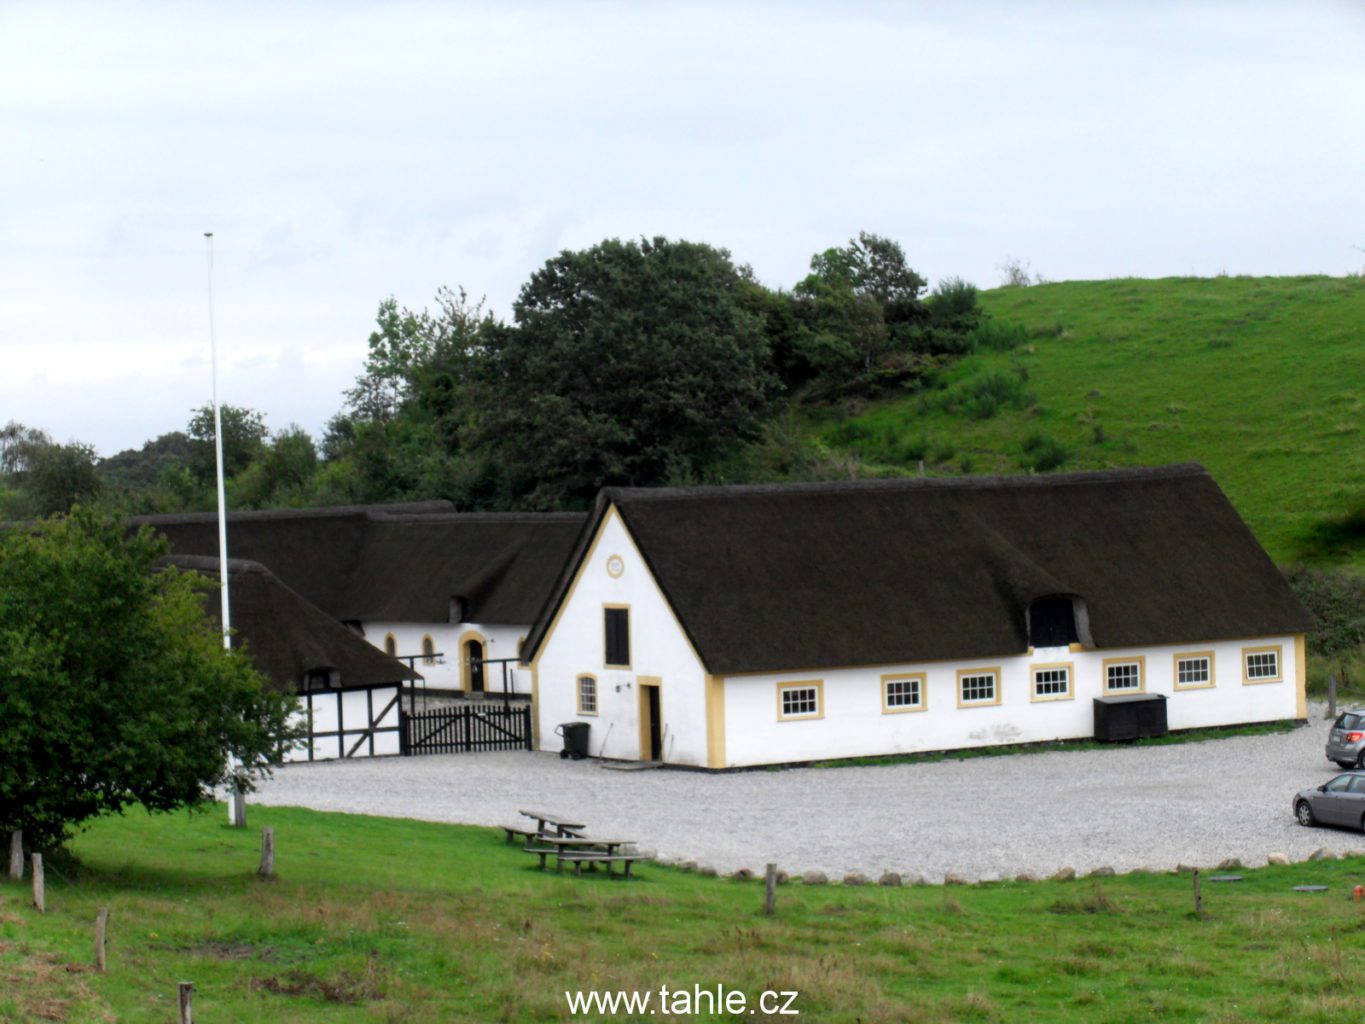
[471,237,775,507]
[231,425,320,509]
[0,510,298,849]
[186,404,269,486]
[24,442,102,516]
[0,421,52,477]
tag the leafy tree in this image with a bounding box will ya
[186,404,269,486]
[24,442,102,516]
[471,237,775,507]
[0,421,52,477]
[0,510,298,849]
[98,431,193,492]
[231,425,319,509]
[1284,564,1365,682]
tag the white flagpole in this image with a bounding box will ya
[206,231,243,826]
[204,231,232,651]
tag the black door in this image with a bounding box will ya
[647,686,662,761]
[467,640,484,693]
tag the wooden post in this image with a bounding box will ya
[177,982,194,1024]
[31,853,44,912]
[1328,673,1338,721]
[1192,868,1202,918]
[258,827,275,879]
[8,830,22,879]
[231,789,247,828]
[764,863,777,917]
[94,908,108,972]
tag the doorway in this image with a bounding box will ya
[465,639,485,694]
[638,677,662,762]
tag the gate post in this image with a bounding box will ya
[523,705,533,750]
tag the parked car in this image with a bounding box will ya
[1326,710,1365,768]
[1294,771,1365,830]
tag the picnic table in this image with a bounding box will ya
[527,835,642,877]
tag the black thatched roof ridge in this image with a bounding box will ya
[160,554,419,692]
[129,499,456,526]
[523,464,1313,675]
[140,505,585,625]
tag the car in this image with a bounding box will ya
[1294,771,1365,830]
[1325,710,1365,768]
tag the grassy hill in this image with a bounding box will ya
[805,275,1364,569]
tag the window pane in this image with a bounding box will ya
[886,678,921,708]
[605,608,630,665]
[1034,667,1069,697]
[1246,651,1279,679]
[961,673,995,702]
[781,686,818,717]
[1177,657,1210,685]
[578,677,596,713]
[1107,663,1141,690]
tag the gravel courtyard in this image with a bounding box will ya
[250,705,1362,882]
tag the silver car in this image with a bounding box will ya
[1295,771,1365,830]
[1326,710,1365,768]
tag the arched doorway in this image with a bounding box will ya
[462,635,486,695]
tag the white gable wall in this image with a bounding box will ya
[720,634,1304,767]
[533,507,711,765]
[361,620,531,694]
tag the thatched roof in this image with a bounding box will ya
[162,554,420,692]
[135,502,584,625]
[524,465,1312,675]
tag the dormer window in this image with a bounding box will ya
[1029,597,1079,648]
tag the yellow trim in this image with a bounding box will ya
[1029,661,1075,703]
[457,629,488,695]
[776,680,825,721]
[421,633,436,666]
[1295,633,1307,719]
[956,667,1002,708]
[383,632,397,658]
[1068,642,1086,653]
[705,674,726,767]
[1172,650,1216,691]
[575,673,600,716]
[881,672,927,714]
[637,676,661,761]
[603,602,632,668]
[606,553,625,578]
[1102,655,1146,695]
[1242,644,1284,685]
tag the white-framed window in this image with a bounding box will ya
[1175,653,1214,689]
[1104,658,1144,694]
[778,681,823,721]
[957,669,1000,706]
[576,675,598,715]
[882,673,926,713]
[1243,646,1282,684]
[1032,664,1072,701]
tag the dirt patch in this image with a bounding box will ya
[251,956,388,1004]
[183,940,280,961]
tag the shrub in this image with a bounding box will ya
[1019,430,1070,472]
[970,319,1030,352]
[948,371,1036,421]
[926,276,980,321]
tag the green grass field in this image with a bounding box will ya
[5,805,1365,1022]
[811,275,1364,569]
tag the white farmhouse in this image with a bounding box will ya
[141,502,583,698]
[522,465,1314,768]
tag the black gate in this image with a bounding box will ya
[403,703,533,755]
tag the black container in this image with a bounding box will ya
[1093,693,1169,741]
[557,722,591,760]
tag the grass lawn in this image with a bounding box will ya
[5,806,1365,1022]
[811,275,1365,569]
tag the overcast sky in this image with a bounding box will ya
[3,1,1362,456]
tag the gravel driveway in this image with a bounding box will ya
[249,705,1363,882]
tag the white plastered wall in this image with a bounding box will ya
[720,634,1303,768]
[361,620,532,694]
[533,506,710,766]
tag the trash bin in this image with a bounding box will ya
[1093,693,1168,741]
[556,722,591,760]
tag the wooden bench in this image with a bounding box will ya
[558,852,647,879]
[521,843,562,871]
[501,824,539,845]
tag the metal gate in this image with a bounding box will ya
[285,683,404,762]
[403,703,533,755]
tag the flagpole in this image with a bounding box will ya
[204,231,231,651]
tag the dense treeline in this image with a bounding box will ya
[2,231,996,517]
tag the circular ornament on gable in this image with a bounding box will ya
[606,554,625,578]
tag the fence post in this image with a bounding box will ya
[258,827,275,880]
[764,863,777,917]
[1329,673,1338,721]
[95,908,109,972]
[1192,868,1203,918]
[178,982,194,1024]
[524,705,533,750]
[230,788,247,829]
[8,830,22,880]
[31,853,44,912]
